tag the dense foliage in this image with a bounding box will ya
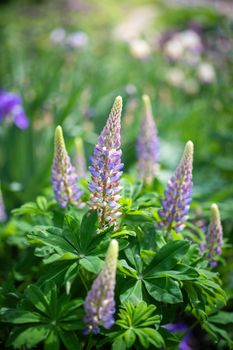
[0,0,233,349]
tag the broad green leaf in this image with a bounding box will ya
[7,326,49,349]
[0,309,45,324]
[144,241,190,277]
[208,311,233,324]
[112,336,127,350]
[120,280,142,304]
[44,330,60,350]
[124,329,136,348]
[59,330,81,350]
[141,328,165,348]
[144,278,183,303]
[79,256,103,274]
[79,211,98,252]
[25,285,49,314]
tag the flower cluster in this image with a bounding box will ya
[162,29,216,94]
[136,95,159,184]
[74,137,87,179]
[50,28,89,49]
[204,203,223,267]
[51,126,83,208]
[84,239,119,334]
[88,96,123,229]
[0,187,7,223]
[0,90,29,129]
[158,141,193,233]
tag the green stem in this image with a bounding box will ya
[78,268,88,292]
[86,334,93,350]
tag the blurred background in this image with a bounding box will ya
[0,0,233,243]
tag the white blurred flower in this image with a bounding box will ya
[164,30,202,63]
[164,37,184,60]
[129,39,151,60]
[179,30,202,52]
[50,28,66,44]
[197,63,216,84]
[66,32,89,49]
[166,68,185,87]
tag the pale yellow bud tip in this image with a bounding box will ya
[115,96,123,105]
[211,203,220,220]
[185,140,194,156]
[107,239,119,260]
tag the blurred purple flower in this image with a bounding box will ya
[136,95,159,184]
[51,126,83,208]
[0,186,7,223]
[88,96,123,229]
[204,203,223,267]
[158,141,193,233]
[0,90,29,129]
[164,323,192,350]
[84,239,118,334]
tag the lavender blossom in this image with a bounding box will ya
[136,95,159,184]
[51,126,83,208]
[88,96,123,229]
[84,239,119,334]
[0,186,7,222]
[158,141,193,233]
[0,90,29,129]
[164,323,192,350]
[74,137,87,179]
[205,203,223,267]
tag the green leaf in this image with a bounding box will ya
[144,278,183,303]
[25,285,49,314]
[79,256,103,274]
[144,241,190,277]
[0,309,45,324]
[124,329,136,348]
[79,211,98,252]
[208,311,233,325]
[112,336,127,350]
[7,326,49,349]
[120,280,143,304]
[59,330,81,350]
[44,330,60,350]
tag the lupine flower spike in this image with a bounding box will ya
[205,203,223,267]
[136,94,159,184]
[74,137,87,179]
[88,96,123,229]
[51,126,83,208]
[158,141,193,233]
[84,239,119,334]
[0,90,29,129]
[0,186,7,222]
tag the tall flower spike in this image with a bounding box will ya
[158,141,193,233]
[74,137,87,179]
[51,126,83,208]
[84,239,119,334]
[136,95,159,184]
[88,96,123,229]
[205,203,223,267]
[0,186,7,222]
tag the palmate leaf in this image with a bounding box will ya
[144,278,183,304]
[109,302,164,349]
[1,283,83,349]
[27,211,111,284]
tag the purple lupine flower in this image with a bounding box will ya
[205,203,223,267]
[88,96,123,229]
[84,239,119,334]
[136,95,159,184]
[74,137,87,179]
[158,141,194,233]
[0,90,29,129]
[51,125,83,208]
[0,186,7,222]
[164,323,192,350]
